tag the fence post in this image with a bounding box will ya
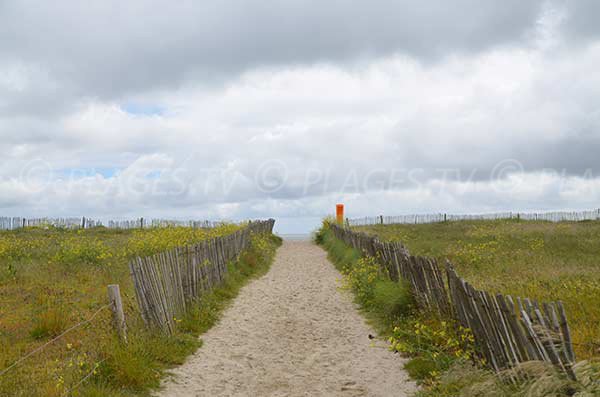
[107,284,127,343]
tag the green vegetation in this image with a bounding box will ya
[316,225,476,388]
[356,219,600,360]
[318,221,600,396]
[0,225,281,397]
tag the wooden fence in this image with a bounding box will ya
[330,223,577,379]
[107,218,224,229]
[129,219,275,334]
[348,209,600,227]
[0,216,229,230]
[0,217,100,230]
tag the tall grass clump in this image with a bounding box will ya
[30,307,68,339]
[372,280,412,320]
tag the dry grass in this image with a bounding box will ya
[356,219,600,360]
[417,359,600,396]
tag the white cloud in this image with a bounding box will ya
[2,2,600,232]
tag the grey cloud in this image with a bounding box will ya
[2,1,600,232]
[559,0,600,40]
[0,0,546,104]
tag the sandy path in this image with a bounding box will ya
[158,241,416,397]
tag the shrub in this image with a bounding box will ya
[124,223,241,258]
[405,357,438,380]
[313,228,326,245]
[52,236,112,266]
[342,255,380,306]
[318,226,361,271]
[372,279,413,320]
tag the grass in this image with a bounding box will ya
[316,225,477,385]
[316,225,415,326]
[0,225,281,397]
[318,221,600,396]
[30,306,68,339]
[355,219,600,360]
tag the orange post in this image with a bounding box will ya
[336,204,344,224]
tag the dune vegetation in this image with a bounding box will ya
[319,220,600,396]
[355,219,600,361]
[0,225,280,397]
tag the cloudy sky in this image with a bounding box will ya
[1,1,600,233]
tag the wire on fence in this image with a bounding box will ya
[62,358,107,397]
[0,304,111,377]
[1,217,275,396]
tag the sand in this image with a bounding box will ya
[157,240,416,397]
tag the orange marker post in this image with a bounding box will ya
[336,204,344,224]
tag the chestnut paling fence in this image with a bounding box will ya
[128,219,275,335]
[0,219,275,394]
[330,223,577,380]
[348,209,600,227]
[0,216,228,230]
